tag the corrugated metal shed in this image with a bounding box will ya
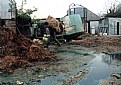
[0,0,15,19]
[99,17,121,35]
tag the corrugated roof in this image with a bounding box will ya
[68,4,101,21]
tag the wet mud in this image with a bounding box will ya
[0,45,95,84]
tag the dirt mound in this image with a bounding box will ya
[70,36,121,52]
[0,27,55,73]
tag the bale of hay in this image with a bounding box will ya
[46,15,61,32]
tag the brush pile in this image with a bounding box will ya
[0,27,55,73]
[70,35,121,52]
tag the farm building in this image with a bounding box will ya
[98,17,121,35]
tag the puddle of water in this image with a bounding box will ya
[25,52,121,85]
[36,46,94,85]
[74,53,121,85]
[36,53,121,85]
[39,65,90,85]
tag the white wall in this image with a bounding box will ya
[109,18,121,35]
[0,0,11,19]
[90,21,99,34]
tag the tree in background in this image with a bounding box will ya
[17,7,37,25]
[16,0,38,37]
[17,0,38,25]
[104,0,121,17]
[115,3,121,17]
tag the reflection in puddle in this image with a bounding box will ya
[74,53,121,85]
[102,53,121,65]
[110,53,121,61]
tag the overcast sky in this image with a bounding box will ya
[15,0,120,19]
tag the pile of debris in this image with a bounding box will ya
[0,27,55,73]
[70,36,121,52]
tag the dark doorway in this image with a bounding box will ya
[117,22,119,35]
[88,21,91,34]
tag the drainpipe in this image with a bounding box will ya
[83,8,87,32]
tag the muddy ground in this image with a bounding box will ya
[0,44,95,84]
[70,35,121,52]
[0,34,121,85]
[70,35,121,85]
